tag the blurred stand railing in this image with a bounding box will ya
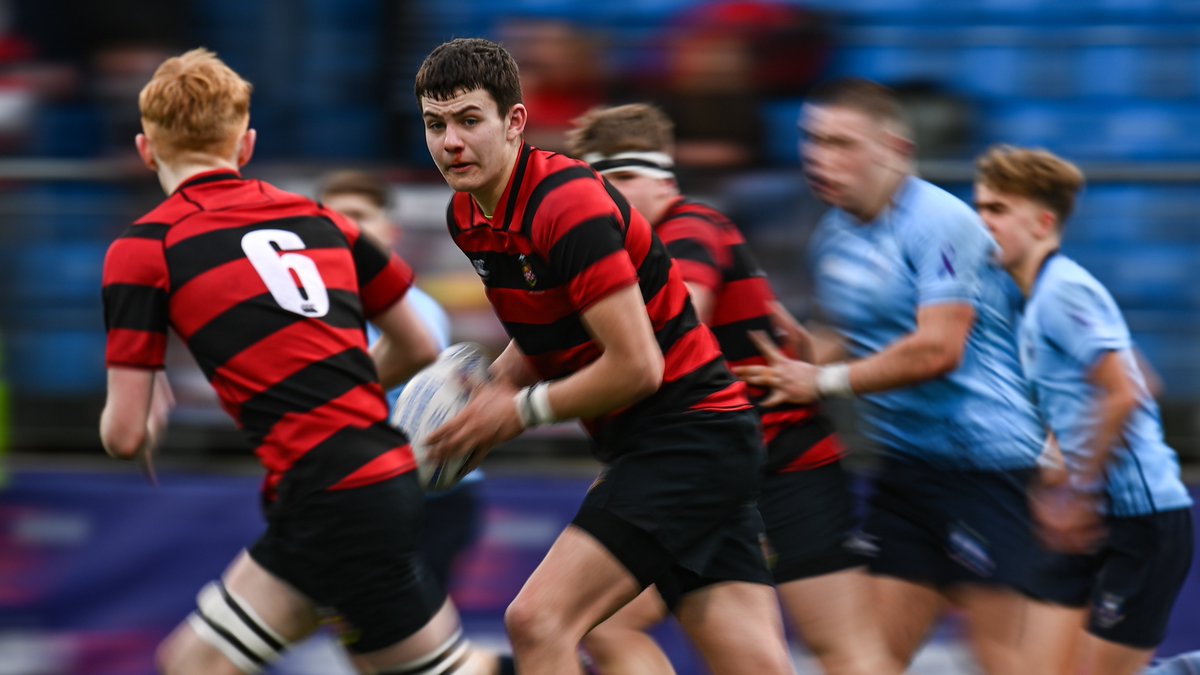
[1,159,1197,465]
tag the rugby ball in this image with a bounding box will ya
[390,343,490,491]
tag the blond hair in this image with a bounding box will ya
[976,145,1085,227]
[138,48,253,163]
[566,103,674,159]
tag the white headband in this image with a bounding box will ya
[583,151,675,179]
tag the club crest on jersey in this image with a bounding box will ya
[471,258,489,280]
[519,254,538,287]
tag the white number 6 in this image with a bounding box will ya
[241,229,330,317]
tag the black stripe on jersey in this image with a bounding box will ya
[177,171,242,191]
[103,284,168,332]
[635,236,673,304]
[352,234,390,286]
[239,347,379,440]
[122,223,170,240]
[472,251,563,291]
[518,167,594,236]
[188,290,364,378]
[547,216,625,284]
[602,177,632,229]
[711,316,775,361]
[652,302,701,358]
[167,216,350,289]
[666,239,718,268]
[504,315,591,357]
[727,243,767,282]
[282,421,408,493]
[501,144,534,231]
[445,199,459,235]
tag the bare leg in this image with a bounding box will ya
[676,581,795,675]
[1020,600,1087,675]
[504,525,642,675]
[870,575,946,668]
[950,585,1028,675]
[157,551,321,675]
[1078,633,1156,675]
[778,568,902,675]
[583,587,675,675]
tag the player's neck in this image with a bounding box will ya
[472,142,522,219]
[1012,242,1060,297]
[157,157,240,195]
[852,172,908,223]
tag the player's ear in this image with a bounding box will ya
[135,133,158,171]
[1037,207,1058,239]
[506,103,528,142]
[236,128,257,167]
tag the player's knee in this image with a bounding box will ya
[504,596,565,649]
[178,580,289,674]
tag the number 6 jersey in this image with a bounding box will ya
[102,170,417,507]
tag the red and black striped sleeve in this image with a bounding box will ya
[325,209,413,318]
[102,223,170,369]
[531,175,639,313]
[657,212,725,293]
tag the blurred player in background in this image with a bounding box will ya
[415,38,795,675]
[737,79,1043,674]
[319,169,484,594]
[975,145,1194,675]
[566,103,898,675]
[100,48,506,675]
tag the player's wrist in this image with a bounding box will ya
[816,363,854,399]
[514,382,556,429]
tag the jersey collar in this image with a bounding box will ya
[175,168,243,193]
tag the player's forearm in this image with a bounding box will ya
[539,348,663,423]
[842,332,963,395]
[100,405,149,460]
[489,340,539,388]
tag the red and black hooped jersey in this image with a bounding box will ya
[656,198,843,472]
[102,170,416,503]
[447,144,749,461]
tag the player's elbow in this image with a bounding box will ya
[628,350,664,400]
[101,425,145,460]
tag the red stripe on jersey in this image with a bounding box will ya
[567,252,639,313]
[211,323,366,411]
[673,259,722,292]
[103,237,170,289]
[362,254,413,317]
[663,325,725,383]
[328,446,416,491]
[761,407,817,444]
[486,286,575,325]
[708,277,775,327]
[776,433,845,473]
[105,329,167,368]
[258,384,392,474]
[527,342,603,380]
[690,379,752,412]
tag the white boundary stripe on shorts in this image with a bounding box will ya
[188,580,288,674]
[582,151,675,179]
[379,627,470,675]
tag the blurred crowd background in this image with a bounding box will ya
[1,0,1199,467]
[0,1,1199,672]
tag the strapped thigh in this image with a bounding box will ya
[377,627,472,675]
[186,580,289,674]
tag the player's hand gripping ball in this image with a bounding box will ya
[390,343,490,491]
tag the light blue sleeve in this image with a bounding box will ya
[1038,279,1129,369]
[405,287,452,351]
[903,204,992,308]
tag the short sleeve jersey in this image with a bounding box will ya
[1020,254,1191,516]
[811,177,1041,470]
[447,145,749,461]
[102,170,416,505]
[656,198,841,472]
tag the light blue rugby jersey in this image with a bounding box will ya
[1020,254,1191,516]
[811,176,1042,470]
